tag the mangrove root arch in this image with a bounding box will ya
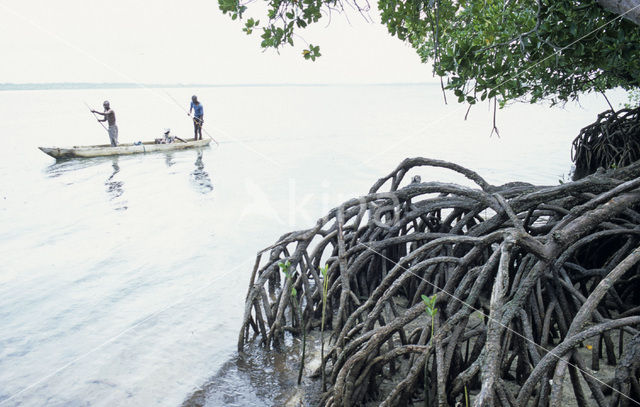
[572,106,640,181]
[238,157,640,406]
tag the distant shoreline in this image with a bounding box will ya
[0,82,435,91]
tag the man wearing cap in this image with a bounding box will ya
[92,101,118,146]
[188,95,204,141]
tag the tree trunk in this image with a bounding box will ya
[597,0,640,26]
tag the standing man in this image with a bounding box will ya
[188,95,204,141]
[92,101,118,147]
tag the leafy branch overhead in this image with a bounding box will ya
[218,0,326,59]
[220,0,640,106]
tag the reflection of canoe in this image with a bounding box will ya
[39,139,211,159]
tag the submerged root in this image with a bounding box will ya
[238,157,640,406]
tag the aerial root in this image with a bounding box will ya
[238,157,640,406]
[572,106,640,180]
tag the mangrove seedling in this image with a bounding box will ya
[278,260,306,385]
[421,294,438,336]
[421,293,438,407]
[278,260,292,282]
[320,263,329,391]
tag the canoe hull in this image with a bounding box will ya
[39,139,211,159]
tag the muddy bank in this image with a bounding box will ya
[182,331,325,407]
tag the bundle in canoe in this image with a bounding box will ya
[39,139,211,159]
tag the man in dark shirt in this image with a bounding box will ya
[188,95,204,141]
[92,101,118,146]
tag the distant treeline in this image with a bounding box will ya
[0,82,432,91]
[0,83,214,91]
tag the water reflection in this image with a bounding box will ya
[105,157,127,211]
[45,156,129,210]
[191,150,213,194]
[164,152,176,168]
[46,157,102,178]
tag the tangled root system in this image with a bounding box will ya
[572,106,640,180]
[239,157,640,406]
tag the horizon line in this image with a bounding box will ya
[0,81,437,91]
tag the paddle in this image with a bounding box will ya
[84,102,108,132]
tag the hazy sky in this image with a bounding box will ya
[0,0,432,84]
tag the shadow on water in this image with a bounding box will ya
[190,150,213,194]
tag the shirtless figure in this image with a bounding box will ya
[92,101,118,146]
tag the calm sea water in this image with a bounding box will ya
[0,84,626,406]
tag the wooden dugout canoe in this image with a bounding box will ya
[39,139,211,159]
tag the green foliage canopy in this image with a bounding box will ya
[383,0,640,106]
[219,0,640,107]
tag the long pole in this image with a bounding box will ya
[83,102,108,132]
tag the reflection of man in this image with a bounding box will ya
[105,156,124,202]
[191,150,213,193]
[92,101,118,146]
[188,95,204,141]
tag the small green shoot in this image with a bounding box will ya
[421,293,438,315]
[465,383,469,407]
[320,264,329,332]
[278,260,305,384]
[320,263,329,390]
[278,260,296,297]
[422,294,437,338]
[421,293,438,407]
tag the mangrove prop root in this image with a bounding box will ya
[572,106,640,181]
[238,157,640,406]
